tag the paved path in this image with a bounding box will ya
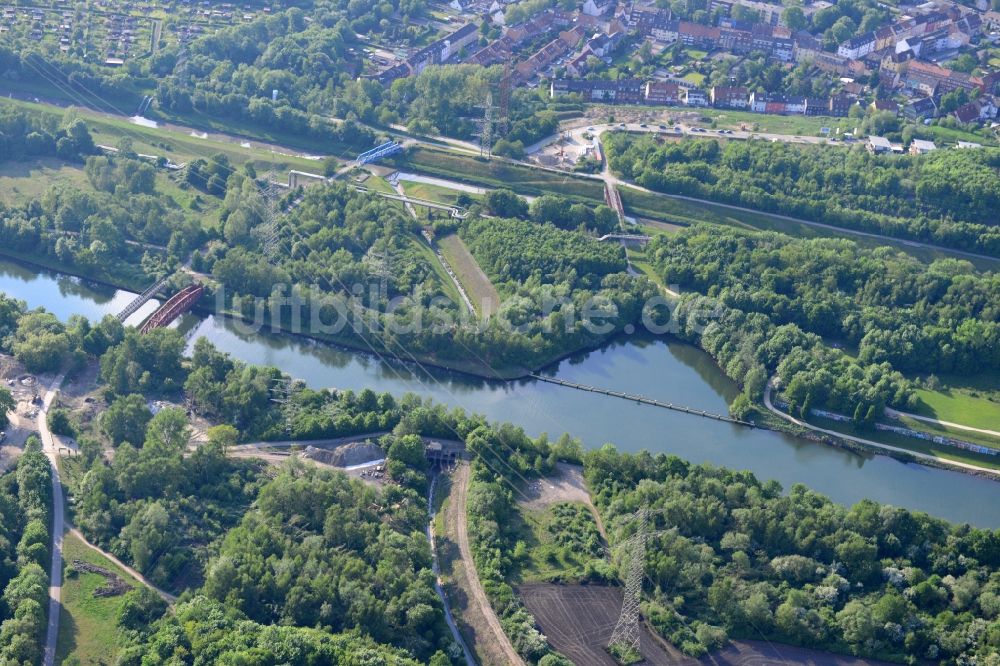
[38,374,65,666]
[764,378,1000,478]
[69,527,177,603]
[451,463,525,666]
[885,407,1000,439]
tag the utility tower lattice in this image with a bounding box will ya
[497,61,512,138]
[475,90,495,159]
[609,508,649,658]
[269,377,302,434]
[252,170,284,263]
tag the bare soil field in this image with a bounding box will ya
[438,234,501,319]
[521,584,894,666]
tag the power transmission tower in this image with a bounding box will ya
[497,61,512,138]
[609,508,648,659]
[269,377,303,434]
[366,248,393,299]
[252,170,283,263]
[475,90,495,159]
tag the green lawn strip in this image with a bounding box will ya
[407,233,464,309]
[804,413,1000,471]
[399,180,471,206]
[0,97,328,174]
[438,234,500,319]
[391,146,605,201]
[911,388,1000,432]
[619,185,1000,272]
[55,531,144,665]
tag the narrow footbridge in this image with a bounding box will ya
[529,374,755,427]
[116,274,173,322]
[139,284,204,333]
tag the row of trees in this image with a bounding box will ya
[604,134,1000,255]
[585,447,1000,663]
[0,106,96,164]
[0,437,52,665]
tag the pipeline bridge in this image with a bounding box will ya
[529,374,755,427]
[597,233,651,244]
[353,185,468,219]
[139,284,204,333]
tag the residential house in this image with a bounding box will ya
[710,85,748,108]
[550,78,645,102]
[904,96,938,119]
[909,138,937,154]
[867,135,894,153]
[804,97,828,115]
[870,99,899,113]
[645,80,681,104]
[683,87,709,106]
[838,34,876,59]
[677,20,720,48]
[829,93,855,117]
[631,6,675,40]
[583,0,614,16]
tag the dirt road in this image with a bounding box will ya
[70,528,177,603]
[38,374,65,666]
[448,463,525,666]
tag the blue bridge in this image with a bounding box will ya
[356,141,403,166]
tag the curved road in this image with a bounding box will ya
[763,378,1000,478]
[38,374,66,666]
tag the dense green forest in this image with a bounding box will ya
[0,437,52,665]
[651,226,1000,375]
[585,446,1000,663]
[604,134,1000,255]
[668,290,912,421]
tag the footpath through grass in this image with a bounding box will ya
[55,531,145,665]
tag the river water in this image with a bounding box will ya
[4,257,999,527]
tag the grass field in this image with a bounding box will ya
[682,72,706,86]
[400,180,473,206]
[911,389,1000,432]
[0,157,90,203]
[438,234,500,318]
[55,532,144,665]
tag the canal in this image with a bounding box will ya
[4,257,999,527]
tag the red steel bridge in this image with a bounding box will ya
[139,284,204,334]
